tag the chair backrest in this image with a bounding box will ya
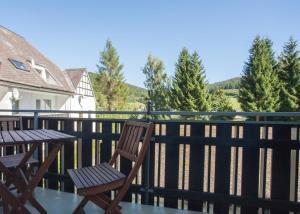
[109,121,154,174]
[0,117,23,131]
[0,117,24,152]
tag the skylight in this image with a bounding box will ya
[9,58,29,71]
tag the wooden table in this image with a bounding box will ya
[0,129,75,214]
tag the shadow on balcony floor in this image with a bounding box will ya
[5,187,203,214]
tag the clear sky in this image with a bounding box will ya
[1,1,300,87]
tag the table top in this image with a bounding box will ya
[0,129,75,146]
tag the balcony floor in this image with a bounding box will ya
[2,187,203,214]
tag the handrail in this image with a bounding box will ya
[1,109,300,117]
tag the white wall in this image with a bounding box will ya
[0,86,96,118]
[68,95,96,118]
[0,86,12,115]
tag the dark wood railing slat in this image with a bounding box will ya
[241,124,260,214]
[188,123,205,211]
[164,122,180,208]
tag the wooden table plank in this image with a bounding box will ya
[8,131,24,143]
[15,130,34,142]
[36,130,61,140]
[0,130,74,146]
[1,131,14,143]
[42,129,74,139]
[28,130,51,140]
[21,130,44,141]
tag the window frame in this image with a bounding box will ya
[8,58,30,72]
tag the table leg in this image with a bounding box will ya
[0,182,31,214]
[17,143,38,168]
[0,141,65,213]
[19,142,62,205]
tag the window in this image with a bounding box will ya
[45,70,58,85]
[9,59,29,71]
[28,59,58,85]
[36,99,41,110]
[44,99,52,110]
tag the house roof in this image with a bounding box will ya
[65,68,86,88]
[0,26,74,93]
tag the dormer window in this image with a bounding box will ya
[28,58,58,85]
[9,58,29,71]
[45,69,58,85]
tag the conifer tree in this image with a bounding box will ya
[211,89,233,112]
[96,39,128,111]
[190,51,211,111]
[277,37,300,111]
[142,55,170,111]
[239,36,279,112]
[170,48,210,111]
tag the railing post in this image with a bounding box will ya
[144,100,152,204]
[33,111,39,129]
[147,100,152,115]
[33,111,39,160]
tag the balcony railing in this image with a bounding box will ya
[1,109,300,213]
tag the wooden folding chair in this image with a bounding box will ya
[68,121,154,214]
[0,117,38,188]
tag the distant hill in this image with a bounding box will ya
[208,77,241,110]
[89,72,147,110]
[126,83,147,103]
[208,77,240,91]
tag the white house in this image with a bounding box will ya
[0,26,96,117]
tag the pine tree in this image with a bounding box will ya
[190,51,211,111]
[142,55,170,111]
[277,37,300,111]
[170,48,210,111]
[96,39,128,111]
[211,89,233,112]
[239,36,279,112]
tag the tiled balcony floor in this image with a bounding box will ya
[1,187,203,214]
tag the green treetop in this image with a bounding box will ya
[277,37,300,111]
[211,89,233,112]
[96,39,128,111]
[170,48,210,111]
[142,55,170,111]
[239,36,279,112]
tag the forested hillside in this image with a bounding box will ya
[89,72,147,110]
[89,71,241,110]
[208,77,240,91]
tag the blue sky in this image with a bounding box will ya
[1,1,300,87]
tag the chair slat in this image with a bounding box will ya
[129,127,143,155]
[123,126,138,153]
[1,121,8,131]
[8,121,14,130]
[0,117,22,131]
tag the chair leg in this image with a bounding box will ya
[73,197,89,214]
[97,193,122,210]
[10,205,31,214]
[3,202,9,214]
[29,195,47,214]
[105,186,129,214]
